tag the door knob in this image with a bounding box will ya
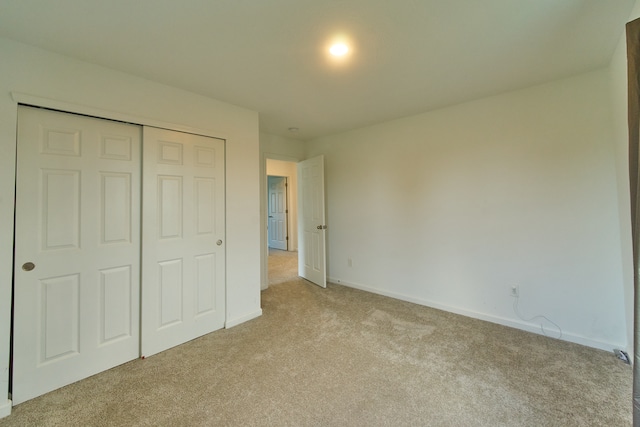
[316,225,327,230]
[216,240,223,246]
[22,262,35,271]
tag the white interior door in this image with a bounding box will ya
[141,127,226,357]
[13,106,141,404]
[297,155,326,287]
[268,176,288,250]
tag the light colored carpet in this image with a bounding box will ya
[267,248,298,286]
[1,249,632,426]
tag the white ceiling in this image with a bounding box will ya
[0,0,635,140]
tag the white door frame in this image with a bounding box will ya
[11,93,230,142]
[260,153,301,290]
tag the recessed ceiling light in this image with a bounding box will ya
[329,43,349,57]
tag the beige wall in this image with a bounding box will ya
[608,0,640,358]
[307,69,627,351]
[0,37,261,416]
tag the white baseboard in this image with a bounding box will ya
[225,309,263,328]
[0,399,11,419]
[329,277,624,353]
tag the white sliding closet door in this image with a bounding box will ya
[141,127,226,357]
[13,106,141,404]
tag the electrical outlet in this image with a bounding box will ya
[510,285,519,297]
[348,257,353,267]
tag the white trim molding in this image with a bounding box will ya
[329,277,625,353]
[226,309,263,329]
[10,92,230,141]
[0,399,11,419]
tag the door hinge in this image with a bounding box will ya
[286,209,288,213]
[286,236,289,240]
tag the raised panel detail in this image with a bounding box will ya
[158,141,183,165]
[195,254,216,315]
[195,146,215,168]
[41,127,81,157]
[276,220,285,241]
[42,169,80,250]
[100,266,132,343]
[158,176,183,239]
[159,259,183,328]
[278,192,284,212]
[195,178,215,235]
[100,135,132,160]
[268,218,276,241]
[269,192,276,213]
[312,233,321,271]
[101,172,131,244]
[304,231,313,268]
[40,274,80,364]
[311,165,322,221]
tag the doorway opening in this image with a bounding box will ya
[266,159,299,287]
[267,176,288,251]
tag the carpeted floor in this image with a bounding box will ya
[0,249,632,426]
[267,248,299,286]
